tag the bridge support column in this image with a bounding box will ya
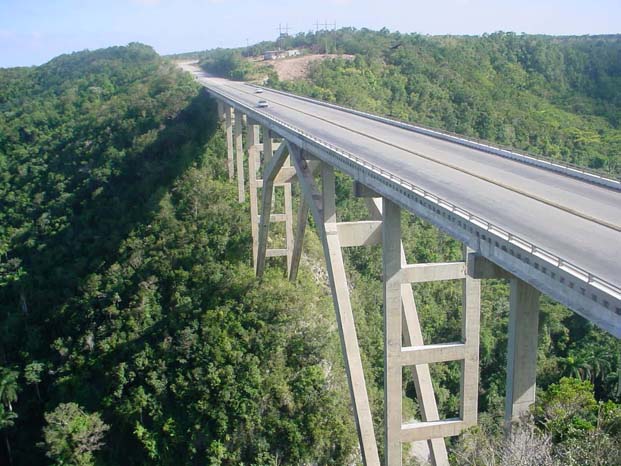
[234,109,245,203]
[365,196,448,466]
[382,198,480,466]
[247,122,261,265]
[289,145,381,466]
[505,278,540,431]
[225,105,234,180]
[251,128,295,273]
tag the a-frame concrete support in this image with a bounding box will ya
[248,126,295,271]
[287,145,381,466]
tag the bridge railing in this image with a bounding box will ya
[208,85,621,301]
[253,84,621,191]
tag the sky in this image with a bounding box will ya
[1,0,620,68]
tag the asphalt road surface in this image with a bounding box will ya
[182,63,621,289]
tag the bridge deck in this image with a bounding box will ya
[190,68,620,291]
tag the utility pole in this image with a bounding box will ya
[276,23,291,50]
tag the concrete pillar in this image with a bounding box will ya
[505,278,540,430]
[234,109,244,203]
[461,247,481,426]
[225,106,234,180]
[247,123,260,265]
[383,198,403,466]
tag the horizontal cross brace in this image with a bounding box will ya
[266,248,288,257]
[399,261,466,284]
[400,342,465,366]
[401,419,465,442]
[258,213,287,223]
[337,221,382,248]
[257,167,296,187]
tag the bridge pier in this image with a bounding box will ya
[234,109,245,203]
[471,258,541,431]
[382,198,480,466]
[224,105,234,180]
[247,121,261,264]
[505,278,540,431]
[247,126,295,271]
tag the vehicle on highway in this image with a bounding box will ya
[255,89,264,94]
[257,100,269,108]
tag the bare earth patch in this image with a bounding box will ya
[266,54,354,81]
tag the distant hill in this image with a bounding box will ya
[193,30,621,176]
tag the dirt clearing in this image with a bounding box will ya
[266,54,354,81]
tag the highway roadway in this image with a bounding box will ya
[183,64,621,290]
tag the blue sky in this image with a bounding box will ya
[1,0,620,67]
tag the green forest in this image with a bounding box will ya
[0,30,620,465]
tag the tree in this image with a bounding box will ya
[0,368,19,465]
[41,403,109,466]
[0,405,17,465]
[24,361,44,401]
[0,367,18,412]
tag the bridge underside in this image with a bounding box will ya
[215,100,607,465]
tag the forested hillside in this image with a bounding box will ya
[1,31,620,466]
[0,44,355,465]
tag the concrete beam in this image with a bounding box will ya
[401,342,466,366]
[266,248,288,257]
[505,278,540,431]
[470,254,513,280]
[353,181,380,198]
[401,419,464,442]
[399,262,466,284]
[256,167,297,187]
[337,221,382,247]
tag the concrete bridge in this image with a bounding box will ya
[180,63,621,466]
